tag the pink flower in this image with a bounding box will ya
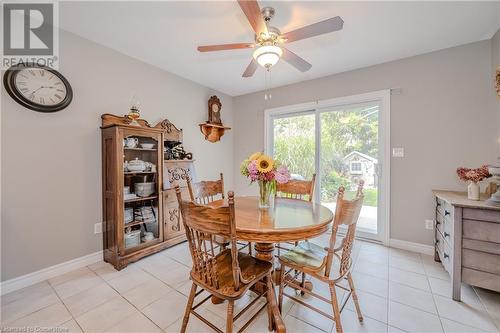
[457,165,491,183]
[275,165,291,184]
[263,171,275,181]
[247,160,258,174]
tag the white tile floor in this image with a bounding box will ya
[2,235,500,333]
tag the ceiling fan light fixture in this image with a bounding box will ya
[253,45,282,68]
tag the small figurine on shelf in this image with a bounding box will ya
[171,143,193,160]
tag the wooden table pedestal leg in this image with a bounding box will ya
[255,242,278,331]
[252,242,275,294]
[254,242,275,262]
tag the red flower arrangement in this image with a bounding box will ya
[456,165,491,183]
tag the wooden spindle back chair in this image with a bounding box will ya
[188,173,224,205]
[275,174,317,259]
[176,187,284,333]
[278,181,365,333]
[187,175,251,255]
[275,174,316,202]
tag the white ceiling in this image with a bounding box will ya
[59,1,500,96]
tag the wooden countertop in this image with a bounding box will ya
[433,190,500,211]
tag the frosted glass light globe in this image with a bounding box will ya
[253,45,282,68]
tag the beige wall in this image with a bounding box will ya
[492,29,500,139]
[1,30,234,281]
[233,40,497,246]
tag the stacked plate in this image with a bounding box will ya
[124,208,134,224]
[136,206,156,223]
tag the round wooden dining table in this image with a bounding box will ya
[209,196,334,268]
[207,196,334,323]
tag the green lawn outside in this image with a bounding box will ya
[345,188,377,206]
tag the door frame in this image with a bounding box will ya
[264,90,391,245]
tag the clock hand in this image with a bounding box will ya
[31,86,44,94]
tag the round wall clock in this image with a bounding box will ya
[3,63,73,113]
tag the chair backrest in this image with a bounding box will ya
[175,186,241,291]
[325,180,364,278]
[187,173,224,205]
[276,174,316,202]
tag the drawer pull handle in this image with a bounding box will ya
[444,210,450,216]
[444,232,450,238]
[443,253,449,259]
[435,239,439,245]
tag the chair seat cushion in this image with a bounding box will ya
[279,241,327,270]
[191,249,272,298]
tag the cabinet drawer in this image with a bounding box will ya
[436,211,452,245]
[463,219,500,243]
[462,267,500,293]
[164,161,196,189]
[463,208,500,223]
[436,198,452,219]
[436,197,445,216]
[462,249,500,275]
[463,239,500,255]
[436,231,452,274]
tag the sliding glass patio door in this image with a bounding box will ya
[318,102,381,240]
[265,91,390,243]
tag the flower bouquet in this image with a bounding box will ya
[240,152,290,208]
[456,165,491,200]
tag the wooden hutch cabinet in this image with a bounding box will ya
[101,114,195,269]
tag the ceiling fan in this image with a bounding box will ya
[197,0,344,78]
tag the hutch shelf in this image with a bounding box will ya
[101,113,195,270]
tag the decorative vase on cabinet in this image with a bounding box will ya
[467,182,480,200]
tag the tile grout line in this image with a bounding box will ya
[472,287,500,332]
[130,262,233,330]
[90,265,165,333]
[1,282,60,326]
[47,277,86,333]
[421,254,446,333]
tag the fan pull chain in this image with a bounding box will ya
[264,68,272,101]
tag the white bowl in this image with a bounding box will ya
[141,143,155,149]
[127,163,146,172]
[134,182,155,197]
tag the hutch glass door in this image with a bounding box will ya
[121,129,162,254]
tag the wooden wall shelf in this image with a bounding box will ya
[199,122,231,143]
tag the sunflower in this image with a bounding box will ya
[248,151,262,161]
[256,155,274,173]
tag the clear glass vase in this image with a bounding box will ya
[258,180,273,208]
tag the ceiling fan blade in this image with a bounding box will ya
[282,48,312,72]
[281,16,344,43]
[242,59,258,77]
[237,0,268,36]
[197,43,254,52]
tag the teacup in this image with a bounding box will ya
[125,137,139,148]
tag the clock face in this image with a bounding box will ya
[3,64,73,112]
[211,104,219,112]
[15,68,67,106]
